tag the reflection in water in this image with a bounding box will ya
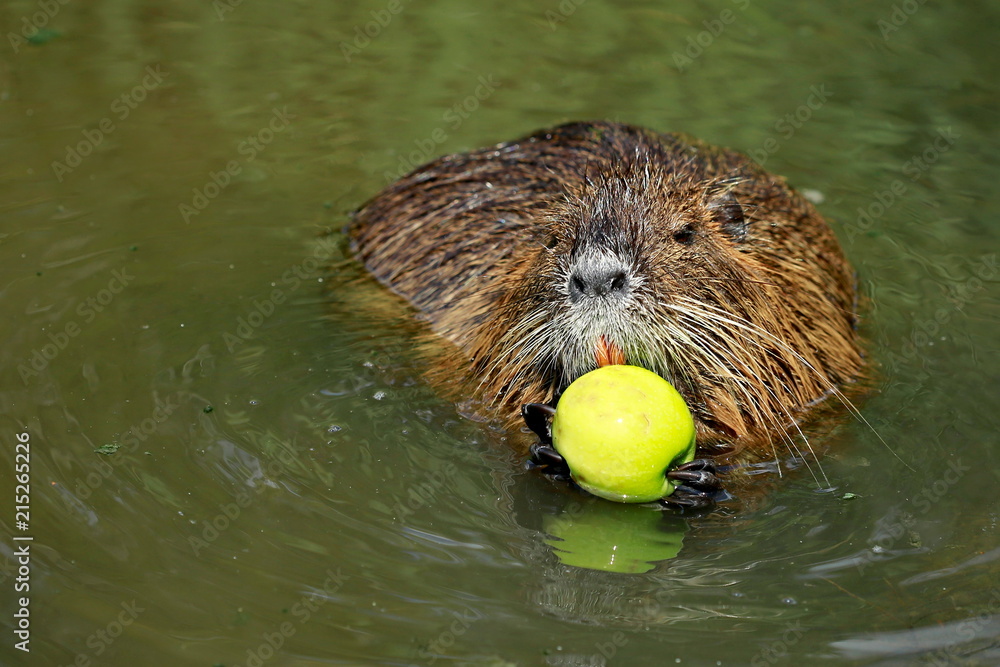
[516,481,689,576]
[543,502,685,574]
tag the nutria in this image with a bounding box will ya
[349,121,865,505]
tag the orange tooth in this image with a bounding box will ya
[596,336,626,367]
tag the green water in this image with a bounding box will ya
[2,1,999,665]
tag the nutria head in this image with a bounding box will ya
[466,145,862,455]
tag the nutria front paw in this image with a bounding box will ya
[526,443,572,480]
[522,402,556,445]
[660,459,721,510]
[523,403,569,480]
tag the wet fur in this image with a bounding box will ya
[349,121,864,469]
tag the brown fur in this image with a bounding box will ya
[349,121,864,468]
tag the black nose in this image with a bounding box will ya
[568,254,630,303]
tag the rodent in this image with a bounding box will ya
[348,121,865,470]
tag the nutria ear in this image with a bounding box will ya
[708,191,747,241]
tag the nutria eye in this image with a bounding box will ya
[673,224,696,245]
[545,235,559,249]
[709,192,747,241]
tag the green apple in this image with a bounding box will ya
[551,365,696,503]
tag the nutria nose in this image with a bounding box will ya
[568,255,630,303]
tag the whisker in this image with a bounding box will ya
[671,296,909,473]
[653,300,806,479]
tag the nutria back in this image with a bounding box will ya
[349,121,864,464]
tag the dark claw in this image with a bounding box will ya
[667,459,720,491]
[522,403,556,445]
[667,469,717,487]
[660,485,715,510]
[529,443,563,466]
[527,443,571,480]
[673,458,716,472]
[523,403,570,479]
[661,459,721,510]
